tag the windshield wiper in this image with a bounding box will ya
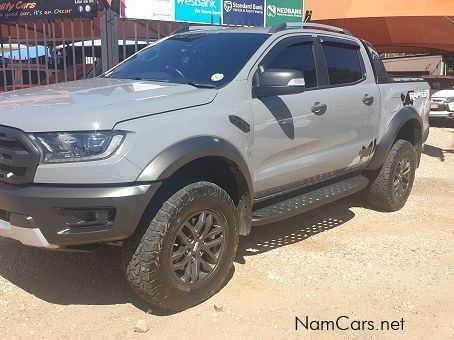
[184,82,217,89]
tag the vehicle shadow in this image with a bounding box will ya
[236,194,363,263]
[423,144,454,162]
[0,240,152,310]
[0,194,366,313]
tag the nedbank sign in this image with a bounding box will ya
[265,0,303,26]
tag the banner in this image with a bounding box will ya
[265,0,303,27]
[0,0,98,22]
[123,0,175,21]
[222,0,264,26]
[121,0,304,27]
[175,0,221,25]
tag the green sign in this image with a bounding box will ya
[265,0,303,26]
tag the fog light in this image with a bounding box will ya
[59,208,116,228]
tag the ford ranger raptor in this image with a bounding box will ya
[0,23,430,311]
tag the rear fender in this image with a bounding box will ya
[367,107,422,170]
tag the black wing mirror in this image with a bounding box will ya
[253,69,306,98]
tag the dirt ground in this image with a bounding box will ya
[0,120,453,340]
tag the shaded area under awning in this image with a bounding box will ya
[305,0,454,54]
[315,16,454,55]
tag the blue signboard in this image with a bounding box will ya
[222,0,264,26]
[175,0,222,24]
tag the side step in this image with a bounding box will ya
[252,175,369,226]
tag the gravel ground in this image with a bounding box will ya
[0,120,453,340]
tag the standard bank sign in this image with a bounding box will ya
[222,0,264,26]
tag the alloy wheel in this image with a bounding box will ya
[170,210,226,287]
[394,156,411,197]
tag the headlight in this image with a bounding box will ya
[29,131,125,163]
[446,97,454,103]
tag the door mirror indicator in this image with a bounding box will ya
[253,69,306,98]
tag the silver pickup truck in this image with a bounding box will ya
[0,23,430,311]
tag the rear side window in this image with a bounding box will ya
[322,43,364,86]
[364,41,390,84]
[267,42,317,89]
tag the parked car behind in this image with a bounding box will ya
[430,87,454,119]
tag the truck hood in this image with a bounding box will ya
[432,89,454,99]
[0,78,217,132]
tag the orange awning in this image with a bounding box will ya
[306,0,454,54]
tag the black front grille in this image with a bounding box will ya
[0,126,40,185]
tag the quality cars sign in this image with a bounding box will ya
[175,0,221,24]
[222,0,264,26]
[265,0,303,26]
[0,0,97,22]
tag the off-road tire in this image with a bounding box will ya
[366,139,417,212]
[123,181,239,312]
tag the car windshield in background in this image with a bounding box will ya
[104,32,269,88]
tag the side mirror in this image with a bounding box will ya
[253,69,306,98]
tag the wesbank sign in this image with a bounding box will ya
[175,0,221,24]
[122,0,303,26]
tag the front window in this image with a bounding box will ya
[267,42,318,89]
[104,32,269,88]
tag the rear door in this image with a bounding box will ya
[318,36,380,170]
[251,35,337,198]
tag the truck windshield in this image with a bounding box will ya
[104,32,269,88]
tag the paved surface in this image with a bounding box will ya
[0,120,453,339]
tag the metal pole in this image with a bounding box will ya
[7,25,16,90]
[80,20,86,79]
[33,22,41,85]
[0,25,7,92]
[100,6,119,73]
[16,24,23,87]
[43,21,49,85]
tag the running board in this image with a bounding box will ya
[252,175,369,226]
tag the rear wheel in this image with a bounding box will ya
[123,181,238,312]
[366,139,416,212]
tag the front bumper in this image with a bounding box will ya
[0,182,160,248]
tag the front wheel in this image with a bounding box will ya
[123,181,239,312]
[366,139,417,212]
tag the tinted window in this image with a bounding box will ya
[322,43,363,85]
[267,43,317,88]
[364,41,389,84]
[105,33,269,88]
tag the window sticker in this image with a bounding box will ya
[211,73,225,82]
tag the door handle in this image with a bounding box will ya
[362,94,374,106]
[311,102,328,116]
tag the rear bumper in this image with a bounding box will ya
[429,110,454,118]
[0,182,160,248]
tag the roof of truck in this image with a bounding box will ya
[173,23,353,37]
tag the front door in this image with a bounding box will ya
[251,36,336,198]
